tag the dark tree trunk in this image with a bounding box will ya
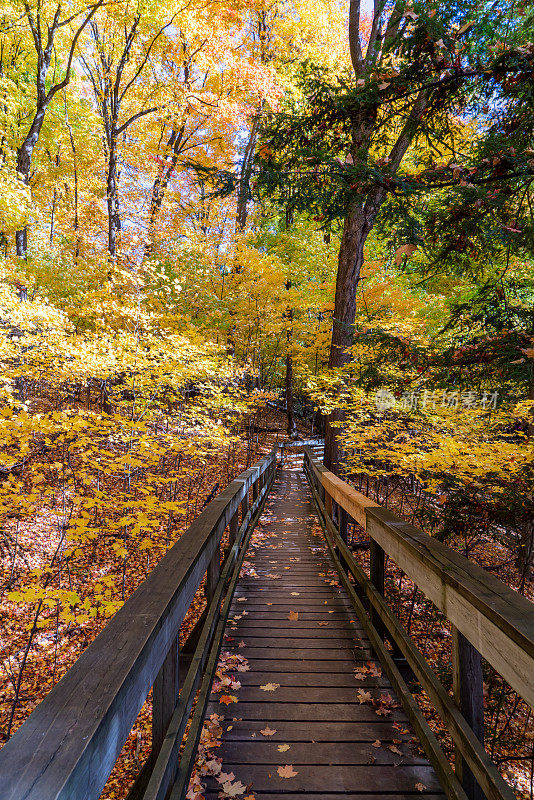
[285,295,297,438]
[145,124,186,257]
[107,138,120,258]
[236,113,261,232]
[324,195,384,473]
[15,109,47,260]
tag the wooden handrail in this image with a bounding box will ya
[0,448,278,800]
[304,447,534,800]
[303,448,534,709]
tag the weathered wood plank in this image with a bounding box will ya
[215,718,421,741]
[203,764,442,793]
[213,686,393,703]
[212,740,428,764]
[204,794,445,800]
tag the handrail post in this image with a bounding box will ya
[337,505,349,574]
[206,544,220,603]
[370,537,386,639]
[241,486,249,523]
[152,637,179,758]
[229,510,239,548]
[452,626,485,800]
[325,490,332,519]
[253,477,259,504]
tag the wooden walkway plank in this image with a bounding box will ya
[190,464,446,800]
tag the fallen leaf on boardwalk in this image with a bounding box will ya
[221,779,246,796]
[260,683,280,692]
[238,640,246,648]
[260,726,277,736]
[372,740,381,748]
[237,663,250,672]
[354,670,366,680]
[277,765,298,778]
[415,783,427,792]
[244,795,255,800]
[357,689,372,703]
[217,771,235,783]
[317,622,328,626]
[288,611,299,620]
[266,602,273,606]
[278,744,290,752]
[375,707,391,716]
[237,597,247,602]
[388,745,402,755]
[220,695,238,705]
[291,592,300,596]
[227,725,233,731]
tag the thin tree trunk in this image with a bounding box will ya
[285,282,297,438]
[236,112,261,232]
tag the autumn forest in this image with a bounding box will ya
[0,0,533,798]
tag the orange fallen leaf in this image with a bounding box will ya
[278,744,290,752]
[277,765,298,778]
[357,689,372,703]
[220,695,238,705]
[372,740,381,748]
[415,783,427,792]
[260,726,277,736]
[288,611,299,621]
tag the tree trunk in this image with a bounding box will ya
[145,124,186,257]
[15,108,47,260]
[285,297,297,438]
[236,113,261,232]
[324,194,384,473]
[107,138,120,258]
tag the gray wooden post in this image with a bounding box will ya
[241,489,249,525]
[370,538,386,638]
[229,510,239,549]
[206,543,220,603]
[252,478,258,504]
[152,637,179,757]
[452,626,485,800]
[337,505,349,573]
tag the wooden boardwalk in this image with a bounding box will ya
[201,462,446,800]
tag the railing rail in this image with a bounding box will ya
[303,447,534,800]
[0,447,278,800]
